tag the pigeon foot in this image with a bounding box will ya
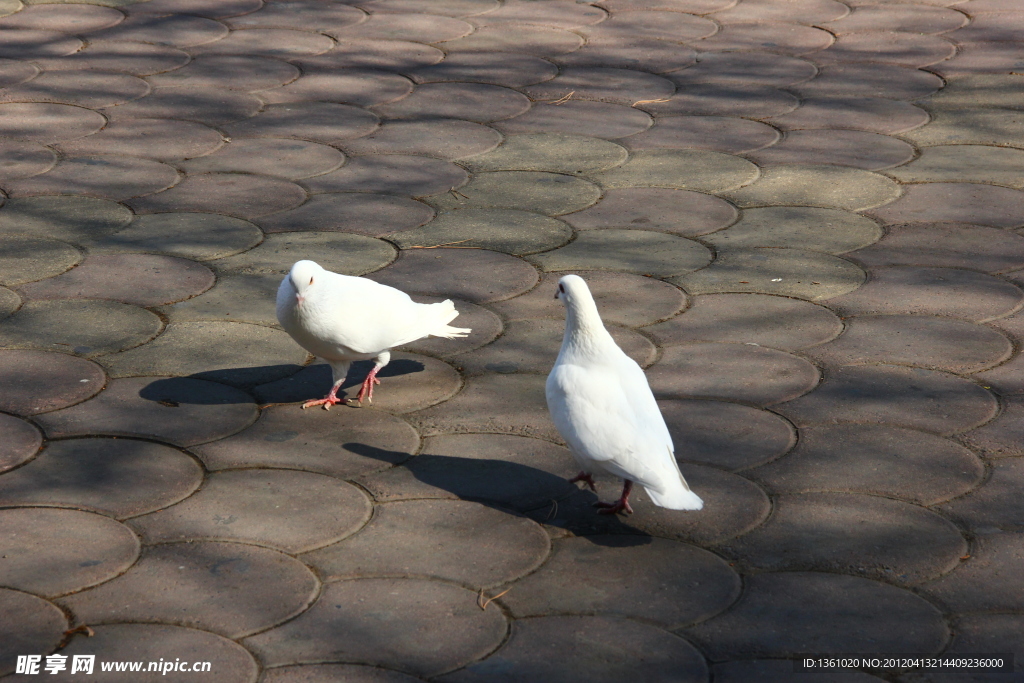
[354,368,382,404]
[568,471,597,492]
[594,480,633,515]
[302,396,345,410]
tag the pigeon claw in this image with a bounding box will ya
[354,369,382,405]
[568,471,597,492]
[593,499,633,515]
[302,396,345,410]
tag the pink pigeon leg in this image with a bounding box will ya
[595,480,634,515]
[568,471,597,492]
[302,379,345,410]
[354,365,382,404]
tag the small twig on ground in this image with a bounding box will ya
[449,187,469,200]
[58,625,95,648]
[406,239,482,250]
[548,91,575,105]
[478,587,512,611]
[632,98,670,107]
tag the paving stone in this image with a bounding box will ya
[774,364,999,435]
[357,432,576,511]
[438,25,583,57]
[621,115,780,155]
[713,660,885,683]
[658,398,796,470]
[684,571,947,658]
[529,229,712,277]
[792,63,942,101]
[640,84,799,119]
[0,349,105,416]
[101,86,264,126]
[814,31,956,68]
[257,193,433,236]
[298,40,444,71]
[0,58,37,88]
[0,413,41,473]
[0,28,81,58]
[190,27,334,58]
[244,578,506,677]
[441,616,708,683]
[227,0,363,30]
[157,272,280,327]
[304,499,549,588]
[0,102,105,144]
[493,101,652,140]
[868,183,1024,228]
[697,22,834,55]
[705,206,882,254]
[340,119,500,160]
[916,614,1024,683]
[223,102,379,144]
[326,13,473,43]
[891,145,1024,189]
[98,321,307,389]
[453,318,654,376]
[491,270,686,327]
[124,0,262,17]
[356,0,498,15]
[257,69,414,108]
[647,342,820,406]
[932,41,1024,79]
[56,118,224,163]
[829,266,1024,321]
[973,353,1024,398]
[920,532,1024,612]
[0,70,149,108]
[0,589,66,677]
[34,375,258,447]
[903,108,1024,149]
[262,664,424,683]
[670,51,817,87]
[409,51,557,88]
[32,40,192,76]
[746,129,916,170]
[564,188,734,238]
[61,541,318,638]
[0,139,56,180]
[522,66,675,106]
[822,4,967,34]
[938,458,1024,531]
[672,247,867,301]
[552,35,698,74]
[960,397,1024,457]
[725,492,967,584]
[0,436,202,519]
[591,149,759,193]
[406,373,558,441]
[193,402,417,478]
[7,623,260,683]
[768,97,929,135]
[947,10,1024,44]
[128,173,305,219]
[366,248,538,303]
[374,82,530,123]
[304,155,468,197]
[148,54,299,91]
[0,507,139,598]
[8,155,180,201]
[255,353,461,414]
[723,165,900,211]
[0,299,161,357]
[461,134,628,174]
[0,235,80,286]
[130,469,371,553]
[88,13,229,46]
[0,285,17,320]
[600,0,734,9]
[19,253,215,307]
[645,293,842,351]
[0,5,115,31]
[503,535,739,627]
[710,0,848,23]
[390,208,571,256]
[91,212,264,261]
[426,171,600,216]
[585,9,715,41]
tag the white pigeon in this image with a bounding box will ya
[277,260,471,409]
[546,274,703,514]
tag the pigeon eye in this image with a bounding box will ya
[558,284,565,293]
[309,277,314,285]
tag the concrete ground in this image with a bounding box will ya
[1,0,1023,680]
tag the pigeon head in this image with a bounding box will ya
[554,274,590,304]
[288,260,322,303]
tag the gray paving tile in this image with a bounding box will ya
[441,616,708,683]
[0,58,36,87]
[60,541,318,638]
[373,82,530,123]
[209,232,393,278]
[959,397,1024,457]
[600,0,733,10]
[90,212,264,262]
[31,40,192,76]
[621,115,780,155]
[640,84,800,119]
[409,51,557,88]
[0,70,150,108]
[713,660,884,683]
[157,272,280,327]
[0,235,81,286]
[243,578,507,677]
[389,208,571,255]
[522,66,675,106]
[0,507,139,598]
[723,164,900,211]
[868,182,1024,228]
[0,299,162,357]
[938,457,1024,531]
[670,51,818,87]
[57,117,225,163]
[903,107,1024,149]
[0,285,17,320]
[890,145,1024,189]
[590,149,759,193]
[937,10,1024,43]
[920,531,1024,612]
[86,13,229,46]
[553,35,698,74]
[474,0,606,27]
[0,28,81,58]
[189,27,334,58]
[340,119,500,160]
[585,9,716,41]
[0,349,105,416]
[303,499,550,588]
[710,0,848,23]
[704,206,882,254]
[225,0,363,30]
[356,0,499,16]
[9,155,180,202]
[0,412,41,473]
[564,187,736,236]
[128,173,306,219]
[101,86,264,126]
[0,139,56,180]
[257,193,433,236]
[438,24,583,56]
[223,101,379,144]
[258,69,413,108]
[494,101,652,140]
[182,138,344,180]
[0,3,123,31]
[931,40,1024,79]
[192,403,418,478]
[813,31,956,68]
[697,22,834,55]
[768,97,929,134]
[852,222,1024,274]
[304,154,468,197]
[529,229,712,277]
[821,4,967,33]
[0,588,67,677]
[263,665,424,683]
[297,39,444,71]
[366,248,538,303]
[746,129,915,170]
[911,614,1024,683]
[0,103,105,144]
[461,134,628,174]
[426,171,601,216]
[326,13,473,43]
[791,63,943,100]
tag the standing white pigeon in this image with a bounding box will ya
[277,260,471,409]
[546,274,703,514]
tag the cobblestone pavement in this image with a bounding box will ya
[1,0,1023,681]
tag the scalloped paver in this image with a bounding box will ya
[0,235,81,286]
[243,578,507,678]
[902,107,1024,149]
[522,66,675,106]
[645,293,842,350]
[181,138,344,180]
[0,507,139,598]
[0,588,67,677]
[746,129,915,170]
[767,97,929,135]
[87,13,229,46]
[0,413,41,473]
[0,349,105,416]
[223,102,379,143]
[189,27,335,57]
[303,499,550,588]
[723,165,900,211]
[326,13,473,43]
[0,71,150,108]
[0,4,123,31]
[31,41,192,76]
[438,24,583,56]
[815,31,956,67]
[210,231,395,275]
[262,664,424,683]
[710,0,848,23]
[91,212,264,261]
[0,299,162,357]
[647,342,820,406]
[367,248,538,303]
[920,532,1024,612]
[56,117,225,162]
[0,103,106,144]
[704,206,882,254]
[552,35,698,73]
[0,139,57,180]
[749,423,985,506]
[101,86,264,126]
[621,115,780,155]
[60,541,318,638]
[0,286,17,320]
[461,134,628,174]
[257,194,433,236]
[868,182,1024,228]
[305,154,468,197]
[0,58,36,87]
[340,119,500,160]
[259,69,414,108]
[158,272,281,327]
[563,187,736,237]
[640,84,799,119]
[697,22,834,54]
[128,173,306,219]
[671,51,817,87]
[8,155,180,201]
[390,209,571,255]
[0,437,203,518]
[938,458,1024,531]
[0,28,81,59]
[530,229,712,277]
[890,145,1024,189]
[494,101,652,140]
[427,171,601,216]
[821,4,966,34]
[590,150,759,193]
[584,8,716,40]
[373,82,531,123]
[409,51,558,88]
[791,63,943,100]
[227,0,364,30]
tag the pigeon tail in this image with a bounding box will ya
[644,480,704,511]
[425,299,471,339]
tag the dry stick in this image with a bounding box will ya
[478,587,513,611]
[548,90,575,105]
[406,239,482,250]
[632,97,670,107]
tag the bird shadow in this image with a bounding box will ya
[346,442,652,547]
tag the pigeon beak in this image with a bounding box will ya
[554,290,560,300]
[295,293,305,305]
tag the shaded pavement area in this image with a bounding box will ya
[1,0,1024,680]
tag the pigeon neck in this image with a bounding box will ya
[563,295,612,352]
